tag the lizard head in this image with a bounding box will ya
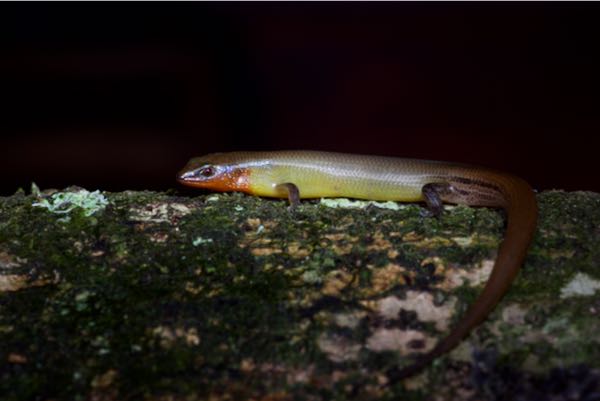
[176,153,250,193]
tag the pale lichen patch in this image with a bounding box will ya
[128,202,191,224]
[332,311,367,329]
[192,237,213,246]
[91,369,118,389]
[184,281,203,295]
[560,272,600,298]
[32,189,109,221]
[244,217,278,236]
[0,251,26,269]
[366,292,457,332]
[487,303,529,345]
[402,231,423,242]
[286,242,311,259]
[149,231,170,243]
[151,326,201,348]
[240,219,285,257]
[245,217,262,230]
[169,202,192,215]
[251,247,283,256]
[0,271,59,292]
[451,236,474,247]
[322,233,347,242]
[7,352,27,364]
[316,333,362,362]
[451,234,498,249]
[314,310,367,329]
[521,354,547,374]
[420,256,445,274]
[366,328,434,355]
[501,304,528,325]
[239,358,256,374]
[516,316,576,348]
[319,198,402,210]
[366,231,393,253]
[401,371,429,391]
[366,263,410,295]
[285,365,316,385]
[321,269,355,296]
[446,340,473,364]
[321,233,359,255]
[520,329,552,345]
[239,230,284,256]
[401,232,454,248]
[434,259,494,291]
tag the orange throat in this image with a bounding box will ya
[178,167,251,194]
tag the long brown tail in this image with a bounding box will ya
[387,176,537,382]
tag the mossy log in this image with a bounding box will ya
[1,187,599,401]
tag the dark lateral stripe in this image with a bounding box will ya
[447,175,503,194]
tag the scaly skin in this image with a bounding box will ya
[177,150,538,380]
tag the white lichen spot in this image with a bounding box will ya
[206,195,220,202]
[32,189,108,222]
[560,272,600,298]
[316,333,361,362]
[319,198,403,210]
[192,237,213,246]
[371,292,457,332]
[366,328,433,354]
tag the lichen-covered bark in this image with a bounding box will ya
[1,187,599,401]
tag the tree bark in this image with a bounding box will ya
[1,188,599,400]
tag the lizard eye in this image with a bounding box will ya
[198,166,216,177]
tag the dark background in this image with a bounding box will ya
[2,3,599,195]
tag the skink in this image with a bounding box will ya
[177,150,537,380]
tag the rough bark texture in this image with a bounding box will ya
[1,187,599,401]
